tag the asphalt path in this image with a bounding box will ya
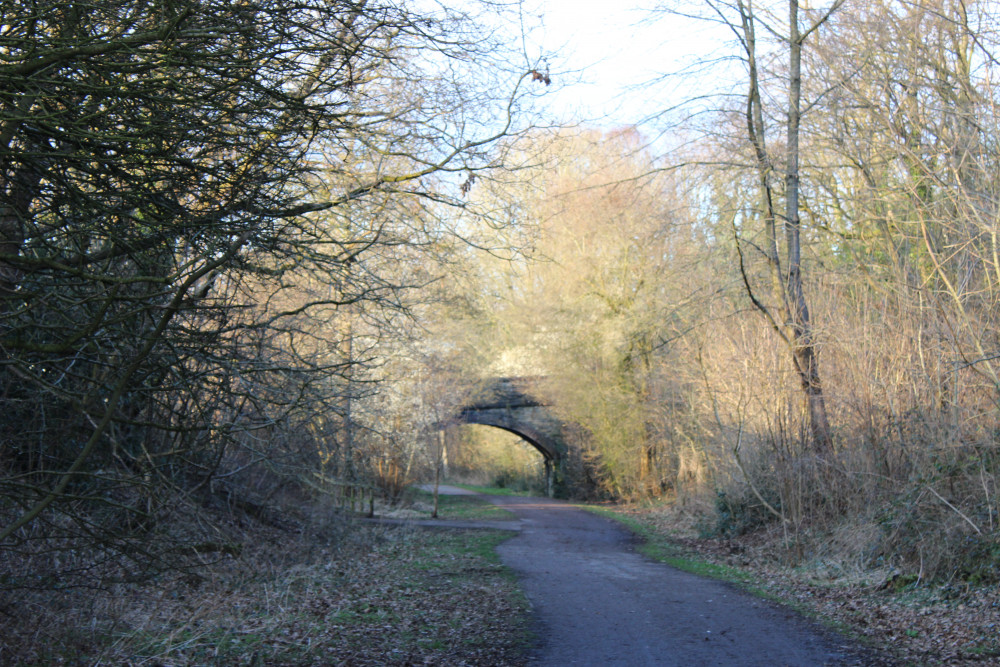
[442,489,892,667]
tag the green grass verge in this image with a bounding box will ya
[581,504,868,642]
[411,488,518,521]
[448,483,535,497]
[581,505,753,584]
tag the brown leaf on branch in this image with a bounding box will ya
[530,69,551,85]
[460,173,477,196]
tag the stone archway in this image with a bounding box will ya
[451,377,567,497]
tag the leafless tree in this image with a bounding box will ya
[0,0,543,586]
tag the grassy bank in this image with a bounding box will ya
[1,501,531,666]
[448,483,535,497]
[586,501,1000,666]
[406,487,519,521]
[583,504,756,586]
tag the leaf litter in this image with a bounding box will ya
[0,522,531,666]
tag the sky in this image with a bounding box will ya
[518,0,730,129]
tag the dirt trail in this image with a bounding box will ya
[469,492,890,667]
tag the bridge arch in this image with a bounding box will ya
[445,377,568,497]
[456,411,561,461]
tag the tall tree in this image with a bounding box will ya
[723,0,842,453]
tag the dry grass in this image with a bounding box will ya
[0,503,531,666]
[608,500,1000,666]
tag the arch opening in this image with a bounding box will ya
[476,424,555,462]
[451,424,548,495]
[436,422,553,496]
[435,376,570,497]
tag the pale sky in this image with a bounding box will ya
[520,0,729,128]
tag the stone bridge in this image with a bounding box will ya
[451,376,567,497]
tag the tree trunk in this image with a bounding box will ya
[785,0,832,454]
[737,0,833,455]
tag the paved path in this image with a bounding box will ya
[467,493,891,667]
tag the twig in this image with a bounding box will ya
[925,485,982,535]
[733,424,789,525]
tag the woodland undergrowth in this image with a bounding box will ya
[0,494,530,666]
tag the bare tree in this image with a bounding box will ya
[724,0,843,454]
[0,0,542,585]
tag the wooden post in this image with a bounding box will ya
[432,430,443,518]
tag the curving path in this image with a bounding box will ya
[458,491,893,667]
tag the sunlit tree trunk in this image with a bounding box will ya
[784,0,833,453]
[736,0,835,455]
